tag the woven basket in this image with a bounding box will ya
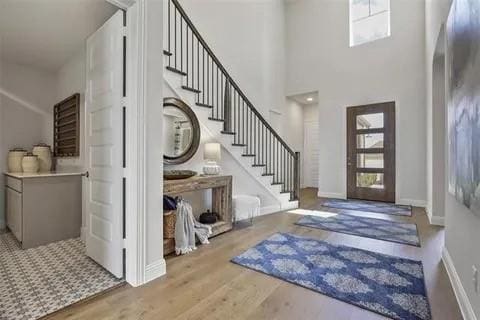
[163,210,176,239]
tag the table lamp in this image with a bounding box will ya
[203,143,221,175]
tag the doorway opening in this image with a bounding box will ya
[346,102,396,202]
[0,2,127,319]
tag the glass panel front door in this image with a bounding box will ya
[347,102,395,202]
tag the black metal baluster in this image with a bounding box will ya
[168,0,171,67]
[174,7,177,69]
[180,17,183,71]
[186,25,188,84]
[197,39,199,95]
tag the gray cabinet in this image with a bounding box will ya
[4,173,82,249]
[6,186,22,241]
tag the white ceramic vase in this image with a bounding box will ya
[8,149,27,172]
[22,154,39,174]
[32,144,52,172]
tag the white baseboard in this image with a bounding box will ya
[317,191,345,199]
[260,204,282,215]
[442,248,478,320]
[426,208,445,226]
[397,198,427,208]
[80,227,86,242]
[145,259,166,283]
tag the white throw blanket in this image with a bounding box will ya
[175,200,213,255]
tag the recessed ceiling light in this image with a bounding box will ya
[306,97,314,102]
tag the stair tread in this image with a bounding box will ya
[166,66,187,76]
[262,173,274,176]
[181,85,201,93]
[196,102,214,108]
[232,143,246,147]
[208,117,224,122]
[163,50,172,56]
[252,164,266,167]
[242,154,255,157]
[221,131,236,135]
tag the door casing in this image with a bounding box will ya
[346,101,396,202]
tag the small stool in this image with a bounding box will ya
[233,195,261,225]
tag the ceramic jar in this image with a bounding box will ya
[7,148,27,172]
[32,143,52,172]
[22,153,39,173]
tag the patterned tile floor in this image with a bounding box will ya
[0,233,124,320]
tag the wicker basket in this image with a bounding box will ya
[163,210,176,239]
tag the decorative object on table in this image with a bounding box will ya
[7,148,27,172]
[21,153,39,173]
[163,170,197,180]
[199,210,218,224]
[233,195,260,225]
[163,97,200,165]
[53,93,80,157]
[32,143,53,172]
[447,0,480,216]
[175,199,212,255]
[232,233,431,320]
[203,143,221,175]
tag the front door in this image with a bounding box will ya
[346,102,395,202]
[85,10,125,278]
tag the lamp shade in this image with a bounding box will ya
[204,143,221,161]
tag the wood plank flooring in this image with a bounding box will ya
[47,188,462,320]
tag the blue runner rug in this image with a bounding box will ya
[295,212,420,246]
[232,233,431,320]
[321,198,412,216]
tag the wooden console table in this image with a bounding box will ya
[163,175,233,255]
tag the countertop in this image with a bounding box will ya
[4,171,84,179]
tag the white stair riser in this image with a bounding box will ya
[164,69,296,207]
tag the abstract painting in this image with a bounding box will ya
[447,0,480,215]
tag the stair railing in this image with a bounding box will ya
[165,0,300,200]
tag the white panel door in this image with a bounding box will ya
[303,121,320,188]
[85,10,124,278]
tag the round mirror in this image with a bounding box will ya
[163,97,200,164]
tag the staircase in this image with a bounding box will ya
[163,0,300,204]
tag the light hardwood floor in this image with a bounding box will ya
[48,188,462,320]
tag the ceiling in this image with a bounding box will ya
[0,0,118,73]
[288,91,319,106]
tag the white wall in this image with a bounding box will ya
[426,0,480,317]
[286,0,427,204]
[176,0,287,125]
[0,61,56,228]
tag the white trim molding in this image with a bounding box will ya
[426,207,445,226]
[145,259,167,283]
[124,0,165,287]
[397,198,427,208]
[317,191,345,199]
[442,248,478,320]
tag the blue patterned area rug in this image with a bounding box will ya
[295,212,420,247]
[232,233,431,320]
[321,198,412,216]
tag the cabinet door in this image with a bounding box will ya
[6,187,22,241]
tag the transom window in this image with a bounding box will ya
[349,0,391,47]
